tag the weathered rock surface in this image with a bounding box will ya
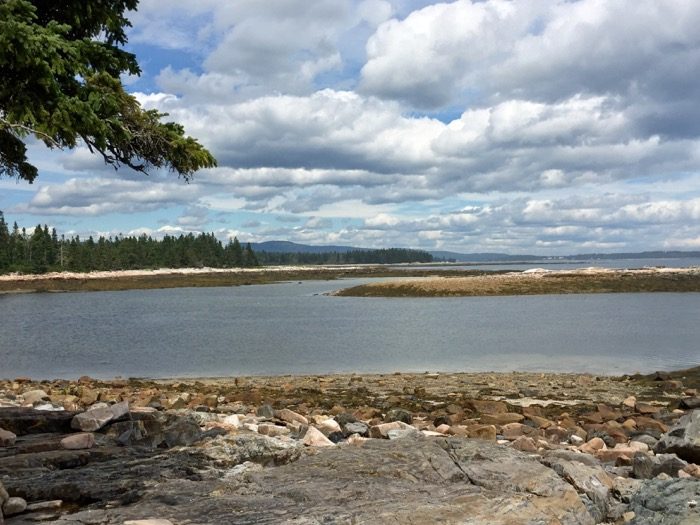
[3,369,700,524]
[627,478,700,524]
[654,409,700,463]
[0,409,76,435]
[5,437,598,525]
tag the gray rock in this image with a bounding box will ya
[0,429,16,447]
[255,404,274,419]
[342,421,369,437]
[612,477,643,504]
[0,481,8,505]
[680,397,700,409]
[69,436,595,525]
[162,417,202,448]
[630,433,658,448]
[203,433,303,467]
[71,402,128,432]
[106,419,163,448]
[385,408,413,424]
[386,427,420,440]
[632,453,688,479]
[627,478,700,524]
[334,412,357,426]
[2,496,27,516]
[654,409,700,463]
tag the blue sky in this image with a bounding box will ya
[3,0,700,254]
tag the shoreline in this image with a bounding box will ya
[2,367,699,523]
[333,266,700,297]
[0,265,497,294]
[2,264,700,296]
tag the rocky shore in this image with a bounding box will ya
[1,369,700,524]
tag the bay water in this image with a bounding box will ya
[1,278,698,379]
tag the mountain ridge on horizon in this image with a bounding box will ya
[249,241,700,262]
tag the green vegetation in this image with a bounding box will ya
[0,0,215,183]
[0,210,258,274]
[256,248,433,265]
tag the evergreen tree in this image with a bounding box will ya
[0,0,216,183]
[244,243,259,267]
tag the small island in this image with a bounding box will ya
[333,267,700,297]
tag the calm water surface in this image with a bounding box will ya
[1,278,698,379]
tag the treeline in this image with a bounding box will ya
[256,248,433,265]
[0,211,258,274]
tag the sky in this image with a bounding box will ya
[3,0,700,255]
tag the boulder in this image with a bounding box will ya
[342,421,369,437]
[21,390,49,405]
[71,401,129,432]
[579,437,606,454]
[501,422,538,440]
[469,424,497,441]
[511,436,538,453]
[302,426,335,447]
[385,408,412,424]
[60,433,96,450]
[654,409,700,463]
[626,478,700,524]
[632,453,688,479]
[2,497,27,516]
[255,404,274,418]
[257,424,290,438]
[0,429,16,447]
[273,408,308,426]
[369,421,415,439]
[680,397,700,410]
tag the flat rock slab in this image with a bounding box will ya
[9,437,596,524]
[0,409,77,436]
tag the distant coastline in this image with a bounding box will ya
[332,267,700,297]
[2,265,700,296]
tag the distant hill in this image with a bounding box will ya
[250,241,369,254]
[249,242,700,262]
[429,251,541,262]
